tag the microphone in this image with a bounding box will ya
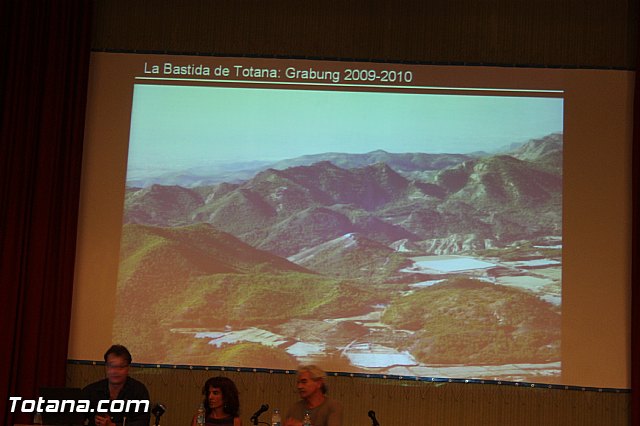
[152,403,166,426]
[250,404,269,425]
[152,403,166,417]
[368,410,380,426]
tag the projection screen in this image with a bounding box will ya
[70,53,632,389]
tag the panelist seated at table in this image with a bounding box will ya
[285,365,342,426]
[82,344,150,426]
[191,376,242,426]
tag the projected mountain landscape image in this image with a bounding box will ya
[115,84,563,382]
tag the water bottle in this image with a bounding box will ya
[197,402,205,425]
[33,411,42,425]
[302,410,312,426]
[271,408,281,426]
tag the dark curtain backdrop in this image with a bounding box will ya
[0,1,637,425]
[0,1,92,425]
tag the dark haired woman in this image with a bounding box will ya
[191,376,242,426]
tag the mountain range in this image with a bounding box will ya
[115,134,563,364]
[123,133,562,270]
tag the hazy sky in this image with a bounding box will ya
[127,84,563,171]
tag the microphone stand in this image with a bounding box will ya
[250,404,269,425]
[151,403,165,426]
[250,415,270,426]
[368,410,380,426]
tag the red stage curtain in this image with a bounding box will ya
[0,2,92,425]
[632,35,640,426]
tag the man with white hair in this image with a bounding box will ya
[285,365,342,426]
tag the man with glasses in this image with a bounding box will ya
[82,344,151,426]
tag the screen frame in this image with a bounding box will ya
[70,52,632,389]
